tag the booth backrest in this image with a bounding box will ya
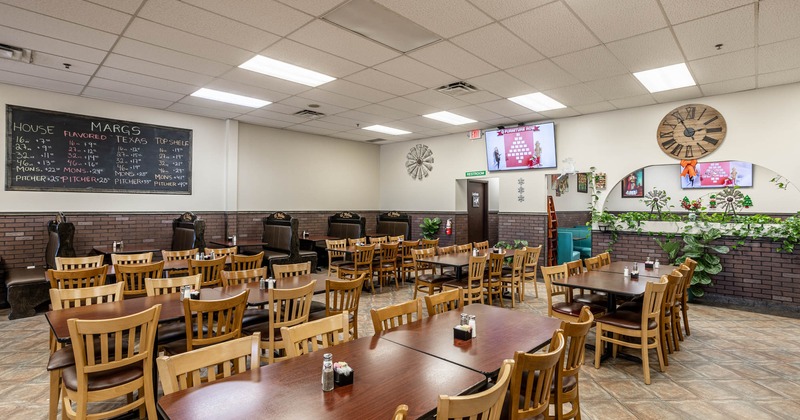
[557,231,581,265]
[376,212,411,239]
[171,212,205,251]
[262,212,298,254]
[558,226,592,259]
[327,212,365,239]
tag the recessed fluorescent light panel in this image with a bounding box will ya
[423,111,477,125]
[191,88,271,108]
[508,93,566,112]
[239,55,335,87]
[362,125,411,135]
[633,63,695,93]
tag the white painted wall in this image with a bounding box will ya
[544,172,593,212]
[0,84,227,211]
[379,82,800,214]
[236,123,380,211]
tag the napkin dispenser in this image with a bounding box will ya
[453,325,472,341]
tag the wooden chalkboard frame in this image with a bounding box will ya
[6,105,193,195]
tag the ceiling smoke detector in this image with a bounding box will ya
[293,109,326,118]
[435,81,479,96]
[0,44,32,63]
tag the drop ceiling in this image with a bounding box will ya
[0,0,798,143]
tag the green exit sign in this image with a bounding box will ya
[465,170,486,177]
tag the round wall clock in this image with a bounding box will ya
[406,143,434,180]
[657,104,726,160]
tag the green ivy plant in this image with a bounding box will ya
[494,239,529,264]
[419,217,442,240]
[676,228,729,298]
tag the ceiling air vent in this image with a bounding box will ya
[293,109,326,118]
[366,138,386,143]
[0,43,32,63]
[435,81,479,96]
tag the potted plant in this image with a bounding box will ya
[419,217,442,240]
[676,228,729,298]
[493,240,529,263]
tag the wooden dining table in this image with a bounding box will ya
[595,261,677,278]
[551,269,664,312]
[416,250,505,281]
[378,303,561,375]
[156,336,487,420]
[220,273,328,305]
[208,239,268,248]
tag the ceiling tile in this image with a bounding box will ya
[538,108,580,119]
[235,114,294,128]
[204,78,289,103]
[403,89,470,109]
[88,77,185,101]
[607,28,684,72]
[356,104,416,120]
[288,20,400,67]
[565,0,667,42]
[448,105,504,121]
[182,0,313,36]
[245,108,308,124]
[262,39,365,78]
[374,0,493,38]
[93,67,197,95]
[32,52,97,76]
[286,124,338,136]
[502,2,598,57]
[573,101,617,114]
[336,110,392,124]
[758,68,800,88]
[103,53,214,85]
[543,83,603,106]
[673,4,755,60]
[0,3,119,50]
[451,24,543,70]
[83,86,173,108]
[506,60,579,91]
[319,79,394,103]
[584,74,649,100]
[456,90,501,105]
[699,76,755,96]
[610,94,657,109]
[345,69,424,96]
[475,99,536,118]
[552,46,628,82]
[0,71,84,95]
[332,130,380,141]
[660,0,755,24]
[468,71,535,98]
[689,48,756,84]
[178,96,256,114]
[758,36,800,74]
[88,0,145,14]
[112,38,232,76]
[317,114,362,128]
[759,0,800,45]
[651,85,703,103]
[221,68,312,96]
[297,88,370,110]
[469,0,553,20]
[300,118,353,132]
[408,41,497,80]
[165,102,244,119]
[278,95,349,115]
[374,56,456,88]
[378,97,440,115]
[2,0,132,33]
[0,58,90,85]
[276,0,346,17]
[253,102,303,116]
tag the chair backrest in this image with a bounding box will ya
[183,290,249,351]
[540,264,570,316]
[424,288,463,315]
[348,237,367,246]
[162,248,198,261]
[393,404,409,420]
[145,274,202,296]
[111,252,153,265]
[55,255,104,270]
[326,239,347,261]
[221,267,267,287]
[509,248,526,277]
[50,282,124,310]
[438,245,456,256]
[565,259,584,276]
[598,252,611,266]
[508,331,565,420]
[468,254,487,282]
[379,242,399,263]
[437,359,514,420]
[673,264,690,304]
[352,244,375,269]
[269,281,316,331]
[369,236,388,244]
[665,270,683,314]
[455,243,473,254]
[487,252,504,279]
[473,240,490,251]
[583,255,602,271]
[157,333,260,396]
[371,298,423,333]
[389,235,405,243]
[49,265,108,289]
[205,246,237,258]
[114,261,165,297]
[641,277,669,330]
[232,251,264,271]
[326,274,365,316]
[273,261,311,278]
[412,247,435,275]
[282,311,351,359]
[556,307,594,396]
[420,238,439,249]
[187,256,226,287]
[523,245,542,270]
[681,257,698,300]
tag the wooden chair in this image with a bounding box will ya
[598,252,611,266]
[661,271,683,361]
[369,235,388,244]
[47,283,124,420]
[540,264,605,322]
[521,245,542,299]
[393,404,409,420]
[339,244,375,292]
[389,235,405,242]
[420,238,439,249]
[348,237,366,246]
[187,255,226,288]
[483,252,505,306]
[162,248,198,276]
[507,331,565,420]
[473,240,489,252]
[273,261,311,278]
[310,274,365,338]
[221,267,267,287]
[205,246,237,259]
[157,333,261,396]
[326,239,348,278]
[375,242,399,290]
[145,274,202,296]
[110,252,153,265]
[398,240,420,284]
[424,288,463,316]
[437,245,456,277]
[411,247,451,299]
[282,311,351,359]
[455,243,473,254]
[673,264,691,343]
[551,307,594,420]
[500,249,526,307]
[48,265,108,289]
[594,277,668,384]
[443,255,486,305]
[583,255,602,271]
[61,305,161,420]
[163,290,249,355]
[247,281,315,364]
[573,256,608,307]
[114,260,164,298]
[437,359,514,420]
[565,259,584,276]
[371,298,423,334]
[55,255,103,270]
[678,257,698,336]
[232,251,264,271]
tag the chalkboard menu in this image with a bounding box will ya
[5,105,192,194]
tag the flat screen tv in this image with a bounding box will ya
[681,160,753,189]
[485,123,556,171]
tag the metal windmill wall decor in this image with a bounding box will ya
[406,144,434,181]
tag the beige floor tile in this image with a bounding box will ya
[580,399,639,420]
[597,379,659,401]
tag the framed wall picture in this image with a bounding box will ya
[576,173,588,193]
[622,169,645,198]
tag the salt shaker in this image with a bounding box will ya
[469,315,477,338]
[472,248,478,256]
[268,277,275,290]
[460,313,469,326]
[654,258,660,269]
[322,353,334,392]
[632,262,639,275]
[259,277,267,290]
[232,235,237,245]
[623,266,629,276]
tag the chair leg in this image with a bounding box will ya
[641,337,651,385]
[49,369,60,420]
[655,334,666,373]
[594,325,603,368]
[520,278,525,301]
[682,304,691,336]
[672,312,681,351]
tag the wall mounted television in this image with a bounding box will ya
[681,160,753,189]
[484,122,556,171]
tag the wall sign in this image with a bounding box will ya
[6,105,192,194]
[406,143,433,181]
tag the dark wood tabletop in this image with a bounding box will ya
[554,270,663,297]
[299,234,339,243]
[595,261,678,278]
[219,273,329,305]
[379,304,561,375]
[157,336,486,420]
[416,250,506,268]
[103,256,233,276]
[92,245,162,256]
[208,239,268,248]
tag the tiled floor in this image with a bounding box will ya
[2,279,800,419]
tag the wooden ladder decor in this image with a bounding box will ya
[546,195,558,266]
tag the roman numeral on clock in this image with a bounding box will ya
[659,131,673,138]
[661,139,676,149]
[706,127,722,133]
[703,115,719,125]
[684,145,694,158]
[685,106,696,119]
[670,144,684,156]
[701,135,718,146]
[696,143,708,154]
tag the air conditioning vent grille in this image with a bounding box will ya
[435,81,479,96]
[293,109,326,118]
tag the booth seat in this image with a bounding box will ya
[171,212,205,251]
[262,212,316,275]
[375,211,411,239]
[557,231,581,265]
[558,226,592,259]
